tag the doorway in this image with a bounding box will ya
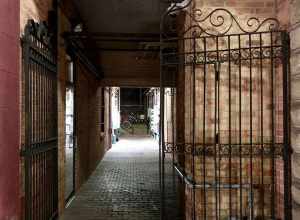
[65,57,76,202]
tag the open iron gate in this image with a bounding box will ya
[160,3,292,220]
[21,20,58,220]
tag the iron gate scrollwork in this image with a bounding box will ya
[21,20,58,220]
[160,2,291,220]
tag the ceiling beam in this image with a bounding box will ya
[66,32,160,42]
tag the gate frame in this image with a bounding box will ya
[21,19,58,220]
[159,2,292,220]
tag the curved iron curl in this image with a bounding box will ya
[183,8,280,36]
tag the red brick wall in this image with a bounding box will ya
[75,61,111,190]
[0,0,20,219]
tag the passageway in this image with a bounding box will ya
[0,1,291,220]
[60,136,181,220]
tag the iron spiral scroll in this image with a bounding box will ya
[161,1,281,37]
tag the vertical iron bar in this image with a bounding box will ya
[259,33,265,219]
[40,46,48,220]
[36,54,40,220]
[172,88,175,165]
[32,58,36,220]
[43,57,47,218]
[249,33,254,220]
[238,34,243,220]
[281,31,292,220]
[218,38,221,220]
[270,31,276,220]
[202,36,207,220]
[228,35,232,220]
[28,49,33,220]
[73,59,77,196]
[159,28,165,220]
[214,36,219,220]
[192,35,196,220]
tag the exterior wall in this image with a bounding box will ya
[57,8,71,213]
[75,62,111,190]
[0,0,20,219]
[282,0,300,219]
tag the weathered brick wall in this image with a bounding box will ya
[57,8,71,213]
[175,0,288,219]
[75,62,111,191]
[278,0,300,219]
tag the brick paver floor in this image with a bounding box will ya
[60,136,182,220]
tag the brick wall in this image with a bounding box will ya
[75,61,111,191]
[280,0,300,219]
[57,8,71,213]
[0,0,20,219]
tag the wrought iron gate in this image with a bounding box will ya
[160,3,292,220]
[21,20,58,220]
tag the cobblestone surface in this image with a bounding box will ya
[60,136,182,220]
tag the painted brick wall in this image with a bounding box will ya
[0,0,20,219]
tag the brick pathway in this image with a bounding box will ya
[60,136,182,220]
